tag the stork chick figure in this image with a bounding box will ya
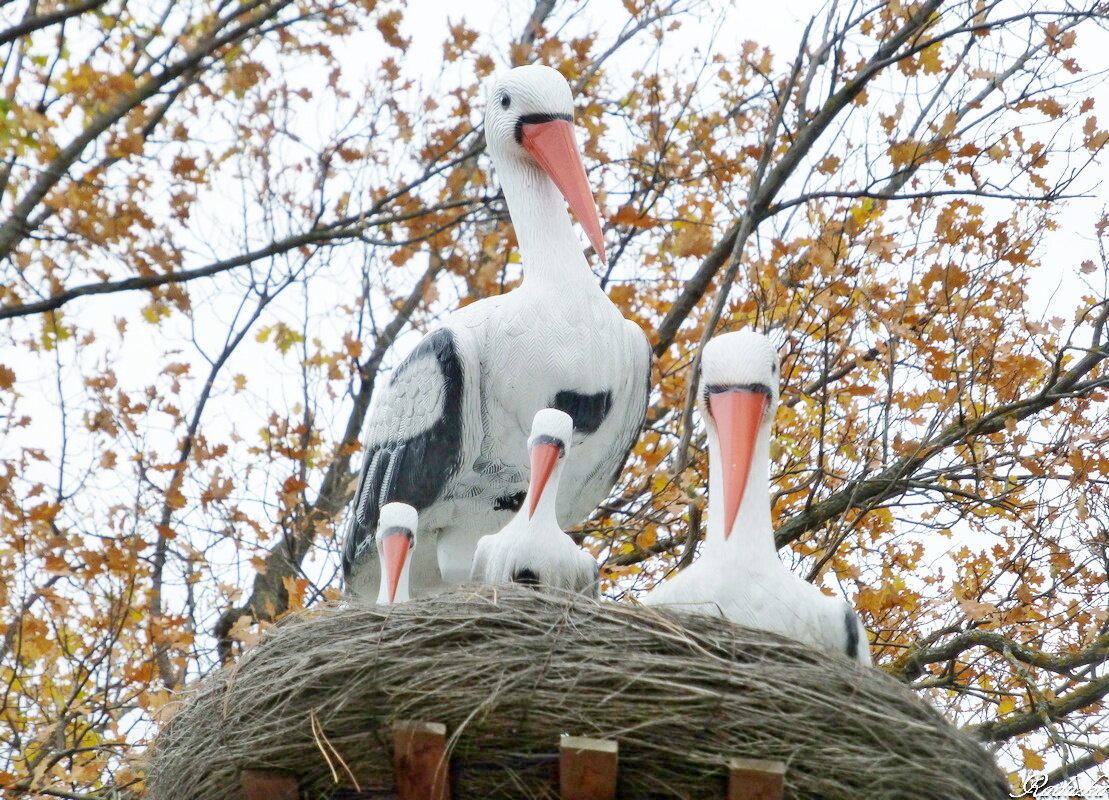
[646,331,871,666]
[375,502,417,604]
[343,66,649,600]
[471,409,599,596]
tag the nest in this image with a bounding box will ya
[147,586,1010,799]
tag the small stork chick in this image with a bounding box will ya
[471,409,599,596]
[376,502,418,604]
[645,331,871,666]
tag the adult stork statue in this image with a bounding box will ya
[645,331,871,666]
[471,409,599,596]
[375,502,417,604]
[343,65,649,601]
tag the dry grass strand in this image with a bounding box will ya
[146,586,1010,799]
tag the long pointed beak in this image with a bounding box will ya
[520,118,606,265]
[528,442,561,519]
[708,390,768,540]
[380,532,409,603]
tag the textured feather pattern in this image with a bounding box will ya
[436,284,647,584]
[343,286,649,597]
[343,328,480,598]
[469,285,648,523]
[344,65,649,600]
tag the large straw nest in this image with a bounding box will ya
[147,585,1009,799]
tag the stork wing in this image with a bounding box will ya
[342,328,472,577]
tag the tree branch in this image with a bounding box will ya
[0,0,293,259]
[774,324,1109,549]
[0,0,107,48]
[895,629,1109,684]
[0,197,478,320]
[966,670,1109,742]
[211,253,443,661]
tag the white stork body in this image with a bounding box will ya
[343,66,649,600]
[471,409,599,596]
[645,331,871,666]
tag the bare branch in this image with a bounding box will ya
[967,671,1109,742]
[0,0,107,48]
[896,629,1109,683]
[0,0,295,259]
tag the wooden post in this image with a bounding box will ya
[728,757,786,800]
[392,719,450,800]
[239,769,299,800]
[559,735,618,800]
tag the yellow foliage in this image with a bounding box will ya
[2,2,1107,793]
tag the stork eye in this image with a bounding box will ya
[501,93,511,109]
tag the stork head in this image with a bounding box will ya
[484,65,606,264]
[526,407,574,519]
[375,502,417,604]
[698,330,780,539]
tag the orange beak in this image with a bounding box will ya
[380,532,409,603]
[708,390,768,540]
[520,118,606,265]
[528,441,561,519]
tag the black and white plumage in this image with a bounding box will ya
[645,331,871,666]
[343,65,649,600]
[471,409,599,596]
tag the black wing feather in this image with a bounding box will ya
[342,329,465,577]
[844,604,862,662]
[552,389,612,435]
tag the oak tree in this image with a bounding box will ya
[1,0,1107,795]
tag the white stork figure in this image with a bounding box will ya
[471,409,599,596]
[375,502,417,604]
[645,331,871,666]
[343,65,649,600]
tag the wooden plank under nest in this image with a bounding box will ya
[559,735,618,800]
[728,757,786,800]
[392,719,450,800]
[239,769,300,800]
